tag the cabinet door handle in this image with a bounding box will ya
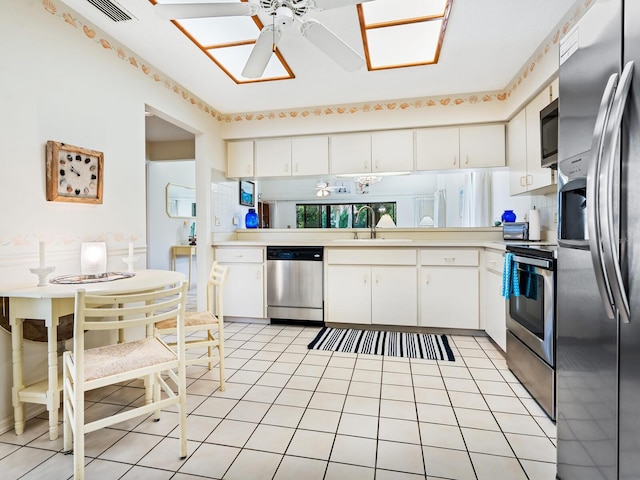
[375,273,380,284]
[453,155,457,166]
[465,155,469,165]
[425,274,431,285]
[364,273,368,284]
[256,270,261,279]
[444,256,456,263]
[364,161,369,170]
[246,165,251,174]
[284,163,289,173]
[294,163,298,173]
[526,174,533,185]
[375,160,380,171]
[520,176,526,187]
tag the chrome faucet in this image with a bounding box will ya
[356,205,377,239]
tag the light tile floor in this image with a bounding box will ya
[0,322,557,479]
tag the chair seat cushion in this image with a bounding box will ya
[83,337,176,382]
[156,311,218,330]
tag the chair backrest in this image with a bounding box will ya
[74,281,188,354]
[206,262,230,318]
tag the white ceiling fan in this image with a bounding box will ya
[315,180,348,196]
[154,0,373,78]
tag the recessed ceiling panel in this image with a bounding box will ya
[367,21,442,68]
[361,0,448,24]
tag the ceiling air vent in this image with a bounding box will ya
[86,0,136,22]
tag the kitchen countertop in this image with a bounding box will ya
[211,227,557,250]
[212,239,556,250]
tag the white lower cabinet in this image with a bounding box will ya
[214,247,266,319]
[326,266,372,325]
[325,248,417,326]
[481,250,507,351]
[419,249,479,329]
[371,266,417,326]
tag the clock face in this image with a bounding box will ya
[46,141,103,204]
[57,152,99,198]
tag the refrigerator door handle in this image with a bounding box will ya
[601,61,634,323]
[587,73,619,321]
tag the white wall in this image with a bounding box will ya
[147,161,196,280]
[0,0,224,432]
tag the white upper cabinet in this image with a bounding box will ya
[291,136,329,176]
[330,132,372,175]
[415,127,460,170]
[508,109,528,195]
[371,130,414,173]
[508,82,556,195]
[226,141,254,178]
[255,138,292,177]
[331,130,414,175]
[459,124,506,168]
[416,124,505,171]
[253,136,329,178]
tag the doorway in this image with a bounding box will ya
[145,110,197,307]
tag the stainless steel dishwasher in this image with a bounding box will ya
[267,246,324,324]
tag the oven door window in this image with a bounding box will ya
[509,265,545,339]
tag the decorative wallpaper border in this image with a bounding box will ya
[40,0,592,124]
[0,232,143,251]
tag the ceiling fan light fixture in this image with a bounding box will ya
[355,175,382,187]
[274,5,294,27]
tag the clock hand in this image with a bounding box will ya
[69,165,81,176]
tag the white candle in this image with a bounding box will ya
[39,242,45,268]
[128,242,134,258]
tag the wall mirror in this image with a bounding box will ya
[166,183,196,218]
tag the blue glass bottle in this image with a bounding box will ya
[501,210,516,223]
[245,208,258,229]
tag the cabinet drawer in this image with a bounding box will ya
[484,250,504,274]
[215,247,264,263]
[420,249,478,266]
[327,248,417,266]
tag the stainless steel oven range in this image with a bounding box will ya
[505,244,556,420]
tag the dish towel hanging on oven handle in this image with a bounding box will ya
[502,252,520,299]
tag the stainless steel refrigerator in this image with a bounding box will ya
[557,0,639,478]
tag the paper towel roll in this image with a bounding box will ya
[529,207,541,241]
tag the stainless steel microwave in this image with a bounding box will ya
[540,98,559,169]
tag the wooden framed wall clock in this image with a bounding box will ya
[46,141,103,204]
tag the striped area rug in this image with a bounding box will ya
[308,327,455,361]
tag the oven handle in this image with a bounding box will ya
[600,61,633,324]
[586,73,618,321]
[511,255,553,270]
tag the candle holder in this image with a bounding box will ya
[122,256,138,273]
[29,266,56,286]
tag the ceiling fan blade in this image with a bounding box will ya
[154,2,258,20]
[242,26,282,79]
[312,0,374,10]
[300,19,364,72]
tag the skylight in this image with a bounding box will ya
[151,0,294,83]
[358,0,452,70]
[151,0,452,82]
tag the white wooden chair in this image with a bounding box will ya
[63,280,189,480]
[156,262,230,390]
